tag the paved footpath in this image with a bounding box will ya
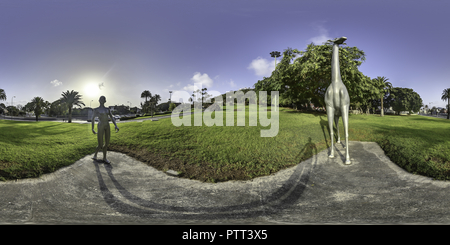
[1,141,450,224]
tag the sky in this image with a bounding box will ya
[1,0,449,110]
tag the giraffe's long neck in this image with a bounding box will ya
[331,43,341,85]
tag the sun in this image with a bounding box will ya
[84,83,100,97]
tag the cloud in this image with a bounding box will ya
[183,72,214,91]
[309,35,330,45]
[98,82,104,90]
[247,57,275,77]
[50,79,62,86]
[308,22,332,45]
[229,79,236,87]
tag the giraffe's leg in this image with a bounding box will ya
[342,105,351,164]
[334,116,340,144]
[327,106,335,158]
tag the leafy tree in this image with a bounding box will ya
[59,90,85,123]
[431,106,437,115]
[254,48,300,108]
[48,99,68,117]
[256,43,374,112]
[0,89,6,101]
[15,104,26,116]
[385,87,423,115]
[191,88,210,109]
[140,93,161,117]
[358,76,383,115]
[140,101,146,114]
[140,91,161,116]
[6,106,18,116]
[149,94,161,117]
[168,102,176,112]
[29,97,45,121]
[23,102,33,115]
[191,88,212,104]
[441,88,450,119]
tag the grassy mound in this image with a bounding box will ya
[1,106,449,182]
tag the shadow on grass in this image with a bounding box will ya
[409,116,450,123]
[279,109,334,147]
[369,122,448,145]
[0,121,85,145]
[318,115,330,148]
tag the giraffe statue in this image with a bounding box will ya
[324,36,351,164]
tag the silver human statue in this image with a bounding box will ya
[92,96,119,164]
[324,36,351,164]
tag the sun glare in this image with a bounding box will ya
[84,83,100,97]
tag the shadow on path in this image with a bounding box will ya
[93,145,319,220]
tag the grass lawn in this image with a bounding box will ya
[121,108,197,120]
[1,105,450,183]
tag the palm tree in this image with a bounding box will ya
[0,103,6,115]
[0,89,6,101]
[42,101,51,116]
[441,88,450,119]
[152,94,161,104]
[148,94,161,117]
[140,92,161,116]
[29,97,45,121]
[373,76,392,117]
[141,90,152,114]
[59,90,85,123]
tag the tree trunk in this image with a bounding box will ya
[381,97,384,117]
[68,107,72,123]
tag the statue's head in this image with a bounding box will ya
[99,96,106,103]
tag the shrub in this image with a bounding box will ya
[119,116,137,120]
[168,103,177,111]
[206,103,221,111]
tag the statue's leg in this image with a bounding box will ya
[326,106,335,158]
[334,116,340,144]
[103,126,111,163]
[93,126,103,160]
[342,105,351,164]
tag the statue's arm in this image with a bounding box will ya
[91,109,97,133]
[109,109,119,132]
